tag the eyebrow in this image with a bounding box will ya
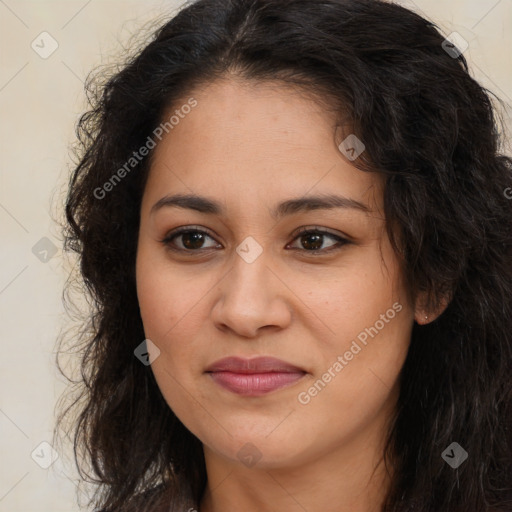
[150,193,371,218]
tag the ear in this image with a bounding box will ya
[414,291,451,325]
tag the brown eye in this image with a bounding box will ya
[178,231,209,250]
[161,228,220,252]
[299,232,324,251]
[288,228,350,254]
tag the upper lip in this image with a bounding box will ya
[206,356,305,374]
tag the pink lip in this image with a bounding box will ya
[206,357,306,396]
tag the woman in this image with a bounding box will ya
[56,0,512,511]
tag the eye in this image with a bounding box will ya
[160,226,220,252]
[286,227,350,254]
[160,226,350,255]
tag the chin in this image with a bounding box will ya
[202,428,309,470]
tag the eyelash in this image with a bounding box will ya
[159,225,351,256]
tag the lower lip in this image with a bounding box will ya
[208,371,305,396]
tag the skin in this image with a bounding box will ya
[135,77,439,512]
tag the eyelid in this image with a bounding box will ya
[291,225,350,240]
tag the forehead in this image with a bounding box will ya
[143,78,382,213]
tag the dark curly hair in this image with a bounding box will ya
[55,0,512,511]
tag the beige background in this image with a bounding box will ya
[1,1,511,511]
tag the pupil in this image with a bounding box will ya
[302,233,322,250]
[183,232,204,249]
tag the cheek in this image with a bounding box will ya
[136,245,207,341]
[298,250,412,403]
[305,286,411,387]
[305,253,408,350]
[135,246,212,395]
[293,294,411,451]
[135,253,206,430]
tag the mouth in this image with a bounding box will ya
[205,356,307,396]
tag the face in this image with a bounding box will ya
[136,78,415,470]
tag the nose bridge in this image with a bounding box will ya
[227,237,273,301]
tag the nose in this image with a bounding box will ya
[210,248,292,339]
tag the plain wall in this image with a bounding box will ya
[1,1,511,510]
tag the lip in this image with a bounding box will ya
[206,356,307,396]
